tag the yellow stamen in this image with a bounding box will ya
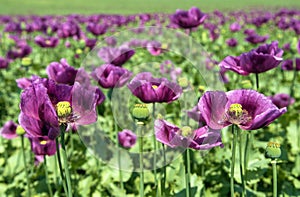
[40,140,47,145]
[229,103,243,117]
[152,85,158,89]
[56,101,72,118]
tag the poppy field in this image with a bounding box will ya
[0,3,300,197]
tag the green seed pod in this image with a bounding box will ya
[21,57,32,66]
[265,142,281,159]
[16,126,25,135]
[131,104,150,123]
[178,77,189,89]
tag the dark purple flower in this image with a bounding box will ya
[85,38,97,49]
[243,29,256,36]
[155,119,223,150]
[282,43,291,51]
[281,59,294,71]
[57,21,80,39]
[47,59,78,85]
[229,22,241,32]
[0,120,18,139]
[6,42,32,60]
[91,64,132,88]
[220,41,283,75]
[127,72,182,103]
[86,23,107,36]
[0,57,9,69]
[19,78,100,139]
[118,129,137,148]
[198,89,287,130]
[269,93,295,108]
[34,35,59,48]
[98,46,135,66]
[245,33,269,44]
[226,38,238,47]
[170,7,207,29]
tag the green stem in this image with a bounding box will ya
[55,138,68,195]
[184,149,191,197]
[272,160,277,197]
[244,132,252,187]
[238,131,246,197]
[161,144,167,197]
[21,136,31,197]
[116,120,124,191]
[60,128,73,197]
[255,73,259,90]
[44,156,53,197]
[231,125,237,197]
[138,123,144,197]
[152,103,158,191]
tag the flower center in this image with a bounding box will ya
[223,103,251,125]
[180,126,193,137]
[56,101,74,124]
[45,40,51,45]
[152,85,158,89]
[40,140,47,145]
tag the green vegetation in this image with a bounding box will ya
[0,0,300,15]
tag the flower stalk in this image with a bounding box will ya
[60,126,73,197]
[272,160,277,197]
[231,125,237,197]
[44,156,54,197]
[138,123,144,197]
[184,149,191,197]
[21,135,31,197]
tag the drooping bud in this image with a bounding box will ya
[21,57,32,66]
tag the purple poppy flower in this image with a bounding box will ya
[0,57,9,69]
[47,59,78,85]
[281,59,294,71]
[198,89,287,130]
[57,21,80,39]
[229,22,241,32]
[85,38,97,49]
[170,7,207,29]
[220,41,283,75]
[34,35,59,48]
[0,120,18,139]
[155,119,223,150]
[118,129,137,148]
[6,42,32,60]
[282,43,291,51]
[127,72,182,103]
[86,23,108,36]
[146,41,164,56]
[98,46,135,66]
[226,38,238,47]
[243,29,256,36]
[19,78,101,139]
[268,93,295,108]
[91,64,132,88]
[245,33,269,44]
